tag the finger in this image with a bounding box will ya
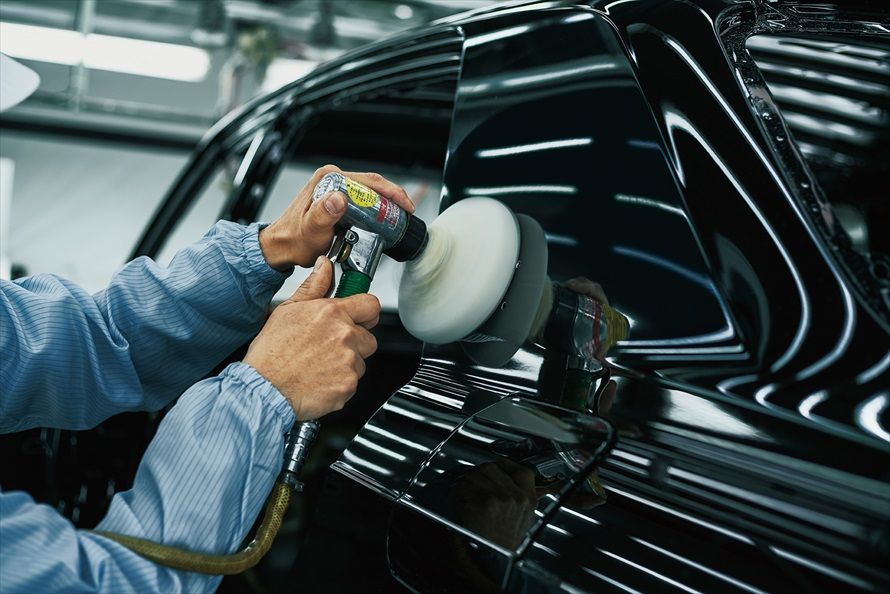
[353,327,378,359]
[305,190,347,234]
[343,171,415,214]
[565,277,609,305]
[339,293,381,328]
[288,256,332,302]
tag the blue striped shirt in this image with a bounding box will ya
[0,221,296,593]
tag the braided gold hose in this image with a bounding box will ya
[91,483,291,575]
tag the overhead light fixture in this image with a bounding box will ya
[0,22,210,82]
[394,4,414,20]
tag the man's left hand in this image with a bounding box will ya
[259,164,415,270]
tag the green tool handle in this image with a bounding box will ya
[562,368,596,411]
[335,269,372,297]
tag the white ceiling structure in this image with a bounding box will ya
[0,0,491,142]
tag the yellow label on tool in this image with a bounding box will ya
[345,178,379,208]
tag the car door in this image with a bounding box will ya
[327,2,889,593]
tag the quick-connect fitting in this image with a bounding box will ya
[280,420,320,491]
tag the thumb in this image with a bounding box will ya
[289,256,333,302]
[306,191,347,236]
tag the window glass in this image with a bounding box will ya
[443,15,734,353]
[156,155,243,266]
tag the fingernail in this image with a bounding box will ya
[324,192,346,215]
[314,255,326,271]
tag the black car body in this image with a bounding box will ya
[129,1,890,592]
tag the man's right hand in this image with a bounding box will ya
[243,256,380,420]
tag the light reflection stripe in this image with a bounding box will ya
[383,403,455,430]
[799,391,828,419]
[465,25,531,48]
[632,537,768,594]
[627,138,663,151]
[613,245,716,292]
[560,504,602,525]
[610,449,652,466]
[465,185,578,196]
[615,193,686,217]
[476,138,592,158]
[580,567,645,594]
[546,524,572,536]
[363,424,429,452]
[340,450,393,476]
[770,546,872,590]
[625,326,736,347]
[856,350,890,385]
[794,282,856,381]
[599,549,704,594]
[855,392,890,442]
[352,436,408,461]
[545,232,579,247]
[502,62,617,87]
[607,485,753,544]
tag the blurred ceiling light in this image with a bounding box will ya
[395,4,415,20]
[0,22,210,82]
[261,58,319,92]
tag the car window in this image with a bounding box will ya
[442,14,736,354]
[156,153,244,266]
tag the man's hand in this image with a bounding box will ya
[259,164,416,270]
[243,256,380,419]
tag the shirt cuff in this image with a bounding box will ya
[239,222,292,289]
[220,362,296,428]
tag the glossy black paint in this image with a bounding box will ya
[323,2,889,593]
[124,1,889,592]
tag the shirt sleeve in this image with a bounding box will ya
[0,220,291,433]
[0,362,297,594]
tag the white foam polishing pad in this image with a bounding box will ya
[399,197,520,344]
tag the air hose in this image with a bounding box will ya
[91,271,371,575]
[91,484,291,575]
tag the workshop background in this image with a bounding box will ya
[0,2,485,593]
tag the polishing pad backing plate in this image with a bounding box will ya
[461,214,548,367]
[399,198,520,344]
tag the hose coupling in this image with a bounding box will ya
[280,420,319,491]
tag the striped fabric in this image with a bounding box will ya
[0,221,296,593]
